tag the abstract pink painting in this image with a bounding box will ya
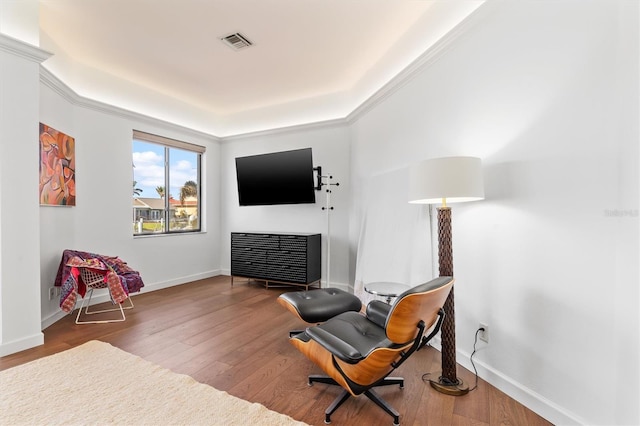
[39,123,76,206]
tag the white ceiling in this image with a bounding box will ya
[39,1,484,136]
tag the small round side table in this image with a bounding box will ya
[364,282,410,304]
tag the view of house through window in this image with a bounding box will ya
[132,131,203,235]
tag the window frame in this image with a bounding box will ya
[132,130,204,236]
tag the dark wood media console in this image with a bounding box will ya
[231,232,321,290]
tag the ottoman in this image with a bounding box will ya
[278,288,362,324]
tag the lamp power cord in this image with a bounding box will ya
[421,326,484,392]
[468,326,483,392]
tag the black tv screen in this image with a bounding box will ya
[235,148,316,206]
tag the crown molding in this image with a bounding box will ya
[39,66,77,103]
[346,1,492,124]
[225,1,489,140]
[36,0,491,141]
[220,117,349,142]
[0,33,52,63]
[39,66,221,143]
[41,65,348,142]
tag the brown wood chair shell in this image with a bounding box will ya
[287,276,454,425]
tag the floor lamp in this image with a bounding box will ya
[408,156,484,396]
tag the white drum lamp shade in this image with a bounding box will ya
[409,156,484,205]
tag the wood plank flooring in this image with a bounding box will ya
[1,276,552,426]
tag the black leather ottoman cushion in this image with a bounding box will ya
[278,288,362,323]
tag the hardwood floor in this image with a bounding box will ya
[1,276,552,426]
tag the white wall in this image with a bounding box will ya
[38,75,222,327]
[220,124,351,288]
[0,35,48,356]
[348,1,638,425]
[1,1,638,424]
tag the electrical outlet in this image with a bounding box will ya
[48,287,56,300]
[479,322,489,343]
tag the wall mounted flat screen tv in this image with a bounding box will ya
[235,148,316,206]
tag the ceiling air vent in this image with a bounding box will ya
[221,33,253,51]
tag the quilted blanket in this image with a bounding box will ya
[54,249,144,313]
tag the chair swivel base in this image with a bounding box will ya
[308,375,403,425]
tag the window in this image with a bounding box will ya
[132,130,204,235]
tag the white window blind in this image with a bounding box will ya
[133,130,206,154]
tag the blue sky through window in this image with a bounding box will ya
[133,140,198,199]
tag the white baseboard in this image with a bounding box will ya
[455,349,585,425]
[324,281,351,292]
[0,332,44,357]
[41,310,68,330]
[137,270,221,294]
[40,270,222,331]
[422,341,585,425]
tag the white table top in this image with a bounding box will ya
[364,282,410,297]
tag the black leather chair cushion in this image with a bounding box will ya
[306,311,395,364]
[279,288,362,323]
[365,300,390,328]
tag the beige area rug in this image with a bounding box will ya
[0,340,307,425]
